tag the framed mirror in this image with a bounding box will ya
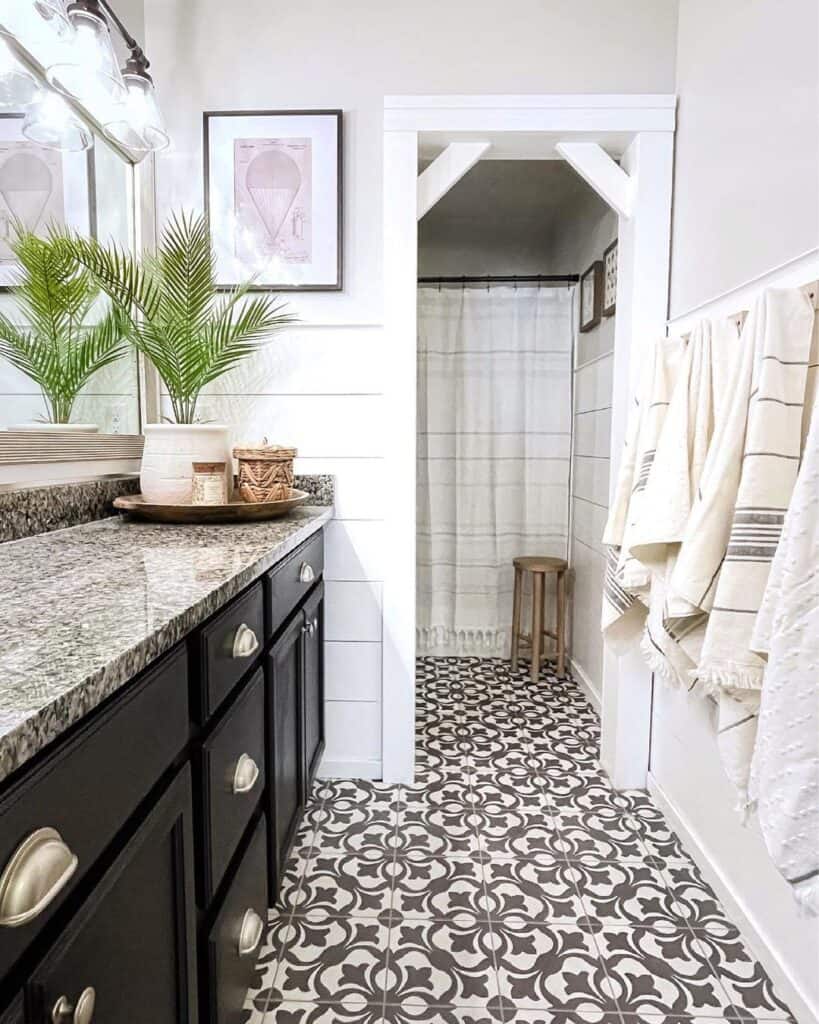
[0,31,149,482]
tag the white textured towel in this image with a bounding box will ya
[601,337,685,650]
[749,325,819,915]
[634,319,741,686]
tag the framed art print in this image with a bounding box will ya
[204,109,342,291]
[603,238,618,317]
[579,260,603,333]
[0,114,92,290]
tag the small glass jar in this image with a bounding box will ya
[191,461,227,505]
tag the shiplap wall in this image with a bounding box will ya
[562,206,618,701]
[159,325,388,778]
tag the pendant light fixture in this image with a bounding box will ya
[22,88,92,150]
[103,47,168,153]
[46,0,125,107]
[0,36,39,110]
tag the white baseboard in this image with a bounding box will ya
[569,657,601,713]
[647,771,816,1024]
[317,757,383,780]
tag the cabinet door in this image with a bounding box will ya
[301,583,325,796]
[266,614,304,898]
[0,995,22,1024]
[26,767,197,1024]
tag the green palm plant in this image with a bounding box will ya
[55,212,296,424]
[0,231,129,424]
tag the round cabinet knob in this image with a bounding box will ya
[0,827,79,928]
[232,623,260,659]
[298,562,315,584]
[238,907,264,958]
[232,753,260,795]
[52,988,95,1024]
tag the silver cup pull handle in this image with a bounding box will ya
[299,562,315,583]
[232,753,260,795]
[0,827,79,928]
[232,623,260,659]
[52,987,95,1024]
[238,907,264,958]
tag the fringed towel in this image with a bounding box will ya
[632,319,741,686]
[748,337,819,915]
[666,288,815,805]
[601,337,685,650]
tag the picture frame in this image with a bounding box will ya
[203,109,343,291]
[0,113,93,291]
[579,260,603,332]
[602,238,618,317]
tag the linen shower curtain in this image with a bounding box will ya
[416,284,573,656]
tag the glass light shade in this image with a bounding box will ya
[22,89,92,150]
[0,37,39,110]
[103,71,169,154]
[46,7,125,105]
[0,0,72,43]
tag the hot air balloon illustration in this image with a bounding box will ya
[245,148,302,246]
[0,151,55,254]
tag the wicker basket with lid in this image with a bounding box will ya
[233,441,297,503]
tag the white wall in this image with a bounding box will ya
[655,2,819,1018]
[143,0,679,777]
[669,0,819,318]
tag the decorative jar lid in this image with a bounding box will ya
[232,439,297,461]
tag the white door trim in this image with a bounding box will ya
[382,94,676,785]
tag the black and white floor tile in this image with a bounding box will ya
[247,656,796,1024]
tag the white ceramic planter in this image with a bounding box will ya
[140,423,232,504]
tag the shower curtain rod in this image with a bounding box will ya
[418,274,579,285]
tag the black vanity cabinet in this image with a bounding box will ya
[302,583,326,794]
[26,769,197,1024]
[0,526,325,1024]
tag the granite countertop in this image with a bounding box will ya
[0,506,332,785]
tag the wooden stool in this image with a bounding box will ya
[511,556,568,683]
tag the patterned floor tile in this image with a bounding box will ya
[262,1001,384,1023]
[244,656,795,1024]
[269,915,390,1005]
[384,919,501,1008]
[570,858,685,930]
[491,921,616,1013]
[390,856,487,922]
[593,926,727,1015]
[481,858,586,923]
[694,927,795,1021]
[290,852,395,918]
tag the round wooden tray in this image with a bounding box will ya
[113,489,309,524]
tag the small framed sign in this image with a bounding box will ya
[579,260,603,333]
[204,109,343,291]
[603,238,618,317]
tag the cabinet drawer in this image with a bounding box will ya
[26,766,197,1024]
[0,645,189,983]
[206,815,268,1024]
[265,531,324,638]
[199,669,265,903]
[197,582,264,722]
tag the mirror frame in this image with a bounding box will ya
[0,33,158,484]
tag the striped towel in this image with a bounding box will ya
[601,337,685,649]
[667,288,815,806]
[635,318,742,687]
[748,312,819,914]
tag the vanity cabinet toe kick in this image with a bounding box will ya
[0,528,325,1024]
